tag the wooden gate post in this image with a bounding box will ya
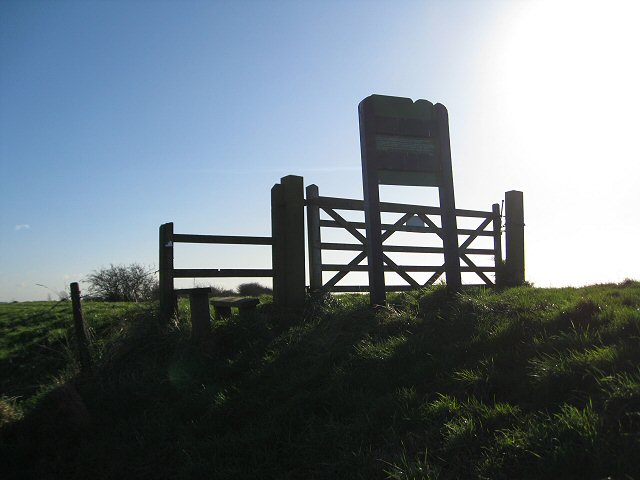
[159,222,176,322]
[505,191,525,286]
[434,104,462,293]
[70,282,92,374]
[492,203,504,287]
[282,175,306,308]
[271,183,286,306]
[271,176,305,308]
[306,184,322,292]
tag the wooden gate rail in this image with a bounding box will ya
[172,234,273,279]
[306,185,504,293]
[320,265,496,272]
[172,234,272,245]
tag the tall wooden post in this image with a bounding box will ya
[306,184,323,292]
[159,222,175,323]
[272,176,306,308]
[360,134,386,306]
[434,104,462,293]
[505,190,525,285]
[358,98,391,306]
[271,183,286,306]
[282,175,306,308]
[492,203,503,287]
[70,282,92,374]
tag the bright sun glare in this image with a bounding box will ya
[495,0,640,178]
[483,0,640,286]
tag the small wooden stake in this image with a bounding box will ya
[188,289,212,344]
[70,282,92,374]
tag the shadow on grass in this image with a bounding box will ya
[2,283,640,479]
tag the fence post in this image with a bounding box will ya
[70,282,92,374]
[271,184,286,306]
[281,175,306,308]
[434,103,462,293]
[306,184,322,292]
[492,203,504,287]
[505,191,525,286]
[159,222,175,323]
[271,176,305,308]
[189,290,212,344]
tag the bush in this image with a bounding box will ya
[210,285,236,296]
[237,282,272,296]
[86,263,158,302]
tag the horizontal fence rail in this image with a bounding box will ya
[173,268,273,278]
[318,243,496,254]
[320,265,496,272]
[306,195,493,219]
[317,220,494,238]
[171,233,273,278]
[172,234,272,245]
[329,284,494,293]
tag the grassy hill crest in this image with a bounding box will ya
[1,282,639,479]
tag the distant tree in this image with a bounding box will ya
[237,282,272,296]
[86,263,158,302]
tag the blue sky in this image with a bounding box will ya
[1,0,639,301]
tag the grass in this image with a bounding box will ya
[1,281,639,479]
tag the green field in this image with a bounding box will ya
[1,282,639,479]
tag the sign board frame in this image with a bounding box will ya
[358,94,462,304]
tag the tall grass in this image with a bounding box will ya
[1,281,639,479]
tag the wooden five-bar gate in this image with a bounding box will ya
[306,185,505,293]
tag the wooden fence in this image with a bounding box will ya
[306,184,519,293]
[159,175,524,318]
[159,175,306,322]
[158,223,273,321]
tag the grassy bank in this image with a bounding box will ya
[1,282,639,479]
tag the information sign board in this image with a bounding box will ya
[359,94,462,304]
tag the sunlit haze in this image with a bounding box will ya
[1,0,638,301]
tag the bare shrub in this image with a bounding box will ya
[86,263,158,302]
